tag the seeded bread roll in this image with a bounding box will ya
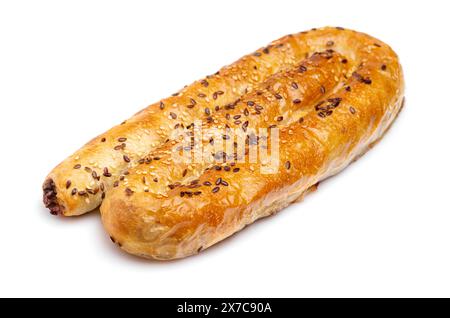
[100,28,404,260]
[44,27,368,216]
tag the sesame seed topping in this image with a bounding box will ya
[299,65,307,73]
[293,99,301,104]
[125,188,134,196]
[103,167,112,177]
[285,161,291,169]
[170,112,177,119]
[66,180,71,189]
[118,137,127,142]
[159,102,165,110]
[73,164,81,169]
[123,155,130,163]
[349,107,356,114]
[101,138,106,142]
[233,168,240,173]
[291,82,298,89]
[212,187,220,193]
[71,188,77,195]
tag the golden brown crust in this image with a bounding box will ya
[98,27,404,260]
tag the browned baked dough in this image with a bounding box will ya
[96,28,404,260]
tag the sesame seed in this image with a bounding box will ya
[66,180,71,189]
[118,137,127,142]
[71,188,77,195]
[233,168,240,173]
[123,155,130,163]
[381,64,387,71]
[349,107,356,114]
[291,82,298,89]
[103,167,112,177]
[320,85,326,94]
[285,161,291,169]
[299,65,307,73]
[212,187,220,193]
[293,99,301,104]
[73,164,81,169]
[101,138,106,142]
[203,181,212,186]
[159,102,165,110]
[277,116,283,122]
[170,112,177,119]
[125,188,134,196]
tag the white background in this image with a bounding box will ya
[0,0,449,297]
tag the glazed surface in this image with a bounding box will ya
[43,27,404,260]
